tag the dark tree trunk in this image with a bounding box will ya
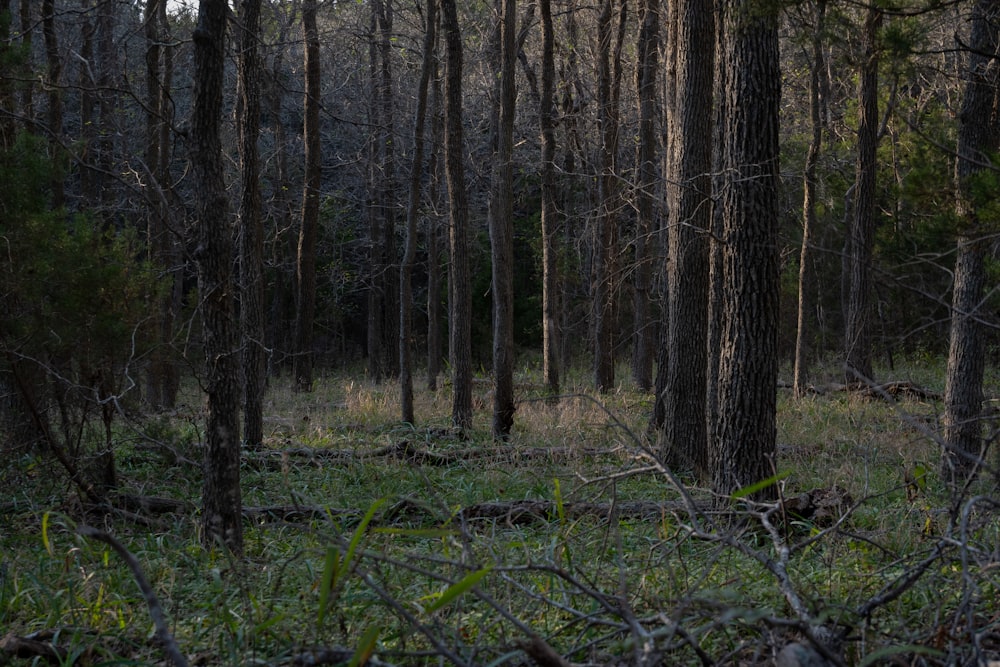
[41,0,63,207]
[491,0,517,439]
[191,0,243,554]
[427,52,444,392]
[712,0,780,500]
[294,0,320,392]
[539,0,560,396]
[441,0,473,430]
[943,0,1000,485]
[843,5,881,384]
[400,0,436,425]
[238,0,265,448]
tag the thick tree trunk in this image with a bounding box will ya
[539,0,560,396]
[400,0,436,425]
[843,6,881,384]
[441,0,473,430]
[491,0,517,439]
[191,0,242,554]
[659,0,713,479]
[712,0,780,500]
[238,0,265,448]
[294,0,320,392]
[943,0,1000,485]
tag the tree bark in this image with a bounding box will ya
[441,0,473,430]
[712,0,781,500]
[943,0,1000,485]
[491,0,517,439]
[427,48,444,392]
[400,0,436,425]
[41,0,63,207]
[191,0,242,554]
[237,0,265,448]
[539,0,560,396]
[294,0,320,392]
[843,5,882,384]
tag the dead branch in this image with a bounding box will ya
[0,632,70,665]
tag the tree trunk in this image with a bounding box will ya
[712,0,780,500]
[191,0,242,554]
[943,0,1000,485]
[793,0,828,398]
[427,50,444,392]
[491,0,517,438]
[843,5,881,384]
[294,0,320,392]
[441,0,473,430]
[238,0,265,448]
[631,0,659,393]
[41,0,63,207]
[658,0,713,479]
[400,0,436,425]
[539,0,560,396]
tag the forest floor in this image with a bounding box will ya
[2,359,1000,666]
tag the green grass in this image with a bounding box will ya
[2,362,999,665]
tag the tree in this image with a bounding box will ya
[441,0,473,430]
[491,0,517,438]
[237,0,265,448]
[400,0,436,425]
[942,0,1000,484]
[294,0,320,393]
[843,5,882,383]
[539,0,560,396]
[41,0,64,207]
[191,0,242,554]
[712,0,781,499]
[656,0,714,479]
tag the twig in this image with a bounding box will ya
[76,525,189,667]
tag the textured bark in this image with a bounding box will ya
[294,0,320,392]
[659,0,713,479]
[793,1,828,398]
[491,0,517,439]
[191,0,242,554]
[238,0,265,448]
[843,6,881,384]
[539,0,560,396]
[631,0,659,393]
[943,0,1000,484]
[441,0,473,430]
[400,0,436,425]
[712,0,780,500]
[427,58,444,393]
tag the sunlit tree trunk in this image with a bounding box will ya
[192,0,242,554]
[441,0,473,430]
[294,0,320,392]
[539,0,560,396]
[943,0,1000,485]
[400,0,436,425]
[237,0,265,448]
[712,0,780,500]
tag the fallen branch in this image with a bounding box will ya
[0,632,69,665]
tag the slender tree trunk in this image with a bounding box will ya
[294,0,320,392]
[943,0,1000,485]
[95,0,115,207]
[18,0,32,132]
[539,0,560,396]
[712,0,780,500]
[41,0,63,207]
[441,0,473,430]
[427,50,444,392]
[844,5,881,384]
[490,0,517,438]
[793,0,828,398]
[191,0,242,554]
[238,0,265,448]
[79,0,97,201]
[400,0,436,425]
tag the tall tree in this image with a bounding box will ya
[712,0,781,499]
[943,0,1000,484]
[237,0,265,448]
[441,0,473,430]
[400,0,436,425]
[191,0,242,554]
[657,0,714,478]
[843,5,882,383]
[631,0,659,392]
[539,0,560,396]
[491,0,517,438]
[41,0,63,207]
[427,48,444,393]
[293,0,321,392]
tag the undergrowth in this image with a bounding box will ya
[1,361,999,666]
